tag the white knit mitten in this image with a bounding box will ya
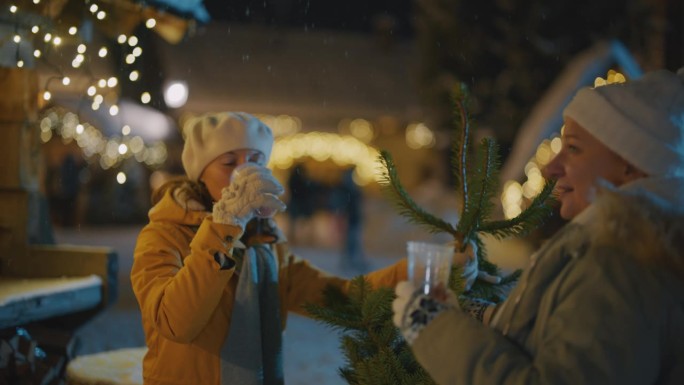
[212,164,286,229]
[392,281,459,345]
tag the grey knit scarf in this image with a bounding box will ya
[220,244,284,385]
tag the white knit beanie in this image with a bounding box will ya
[563,67,684,177]
[181,112,274,181]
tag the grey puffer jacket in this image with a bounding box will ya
[411,176,684,385]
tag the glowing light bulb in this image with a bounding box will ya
[146,19,157,28]
[43,91,51,100]
[13,35,21,43]
[62,77,70,86]
[98,47,107,57]
[140,92,151,104]
[68,26,77,35]
[33,49,41,57]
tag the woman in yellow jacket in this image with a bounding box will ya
[131,112,407,385]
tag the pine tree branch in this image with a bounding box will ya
[378,150,457,236]
[478,180,556,239]
[450,84,471,233]
[456,138,500,247]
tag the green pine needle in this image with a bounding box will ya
[378,150,457,236]
[478,180,556,239]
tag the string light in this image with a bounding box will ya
[11,2,162,176]
[116,172,127,184]
[39,107,169,170]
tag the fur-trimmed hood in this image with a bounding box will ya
[583,176,684,280]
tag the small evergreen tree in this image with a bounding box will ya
[306,84,555,384]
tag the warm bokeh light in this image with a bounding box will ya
[405,123,435,149]
[269,132,380,185]
[164,81,188,108]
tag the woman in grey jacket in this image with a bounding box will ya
[392,67,684,385]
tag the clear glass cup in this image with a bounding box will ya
[407,241,453,296]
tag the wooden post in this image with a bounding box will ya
[0,67,40,270]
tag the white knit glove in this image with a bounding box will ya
[212,164,287,230]
[451,241,501,291]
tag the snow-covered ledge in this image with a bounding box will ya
[0,275,102,329]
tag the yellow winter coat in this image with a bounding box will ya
[131,186,407,385]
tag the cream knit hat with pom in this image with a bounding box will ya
[563,67,684,177]
[181,112,274,181]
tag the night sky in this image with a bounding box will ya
[202,0,416,37]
